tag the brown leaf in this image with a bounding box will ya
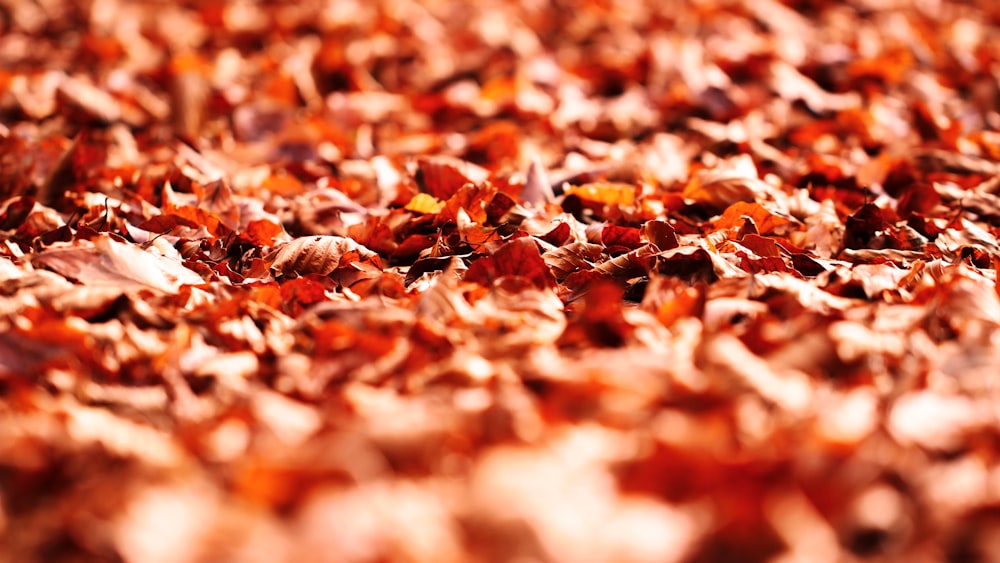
[543,241,603,280]
[641,220,679,251]
[595,244,657,278]
[57,75,122,123]
[683,155,770,212]
[268,235,381,277]
[522,157,555,206]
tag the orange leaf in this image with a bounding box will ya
[238,219,285,247]
[259,172,304,196]
[714,201,793,235]
[170,205,221,236]
[563,182,637,206]
[440,183,497,225]
[405,193,445,214]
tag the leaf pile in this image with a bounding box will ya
[3,0,1000,561]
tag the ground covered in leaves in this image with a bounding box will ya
[3,0,1000,561]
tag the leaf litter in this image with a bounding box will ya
[2,0,1000,561]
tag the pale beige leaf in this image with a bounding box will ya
[33,234,204,293]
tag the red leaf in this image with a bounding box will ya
[415,156,489,200]
[739,234,783,258]
[464,237,556,290]
[540,222,572,247]
[280,276,329,317]
[395,233,437,259]
[138,214,200,234]
[896,182,941,218]
[601,224,643,253]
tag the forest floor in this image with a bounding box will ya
[3,0,1000,561]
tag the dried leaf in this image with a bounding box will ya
[563,182,637,206]
[34,234,204,293]
[714,201,794,236]
[465,236,556,290]
[405,193,445,214]
[415,156,489,200]
[268,235,380,277]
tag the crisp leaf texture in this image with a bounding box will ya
[268,236,380,277]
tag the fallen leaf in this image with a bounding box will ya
[34,234,204,293]
[465,236,557,290]
[268,235,381,277]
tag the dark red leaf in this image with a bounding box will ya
[464,237,556,290]
[601,224,643,253]
[540,223,573,247]
[559,280,633,348]
[138,213,201,234]
[0,197,35,231]
[641,220,679,250]
[656,247,718,284]
[844,203,897,250]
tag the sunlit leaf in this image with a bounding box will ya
[563,182,637,206]
[405,193,445,214]
[714,201,794,236]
